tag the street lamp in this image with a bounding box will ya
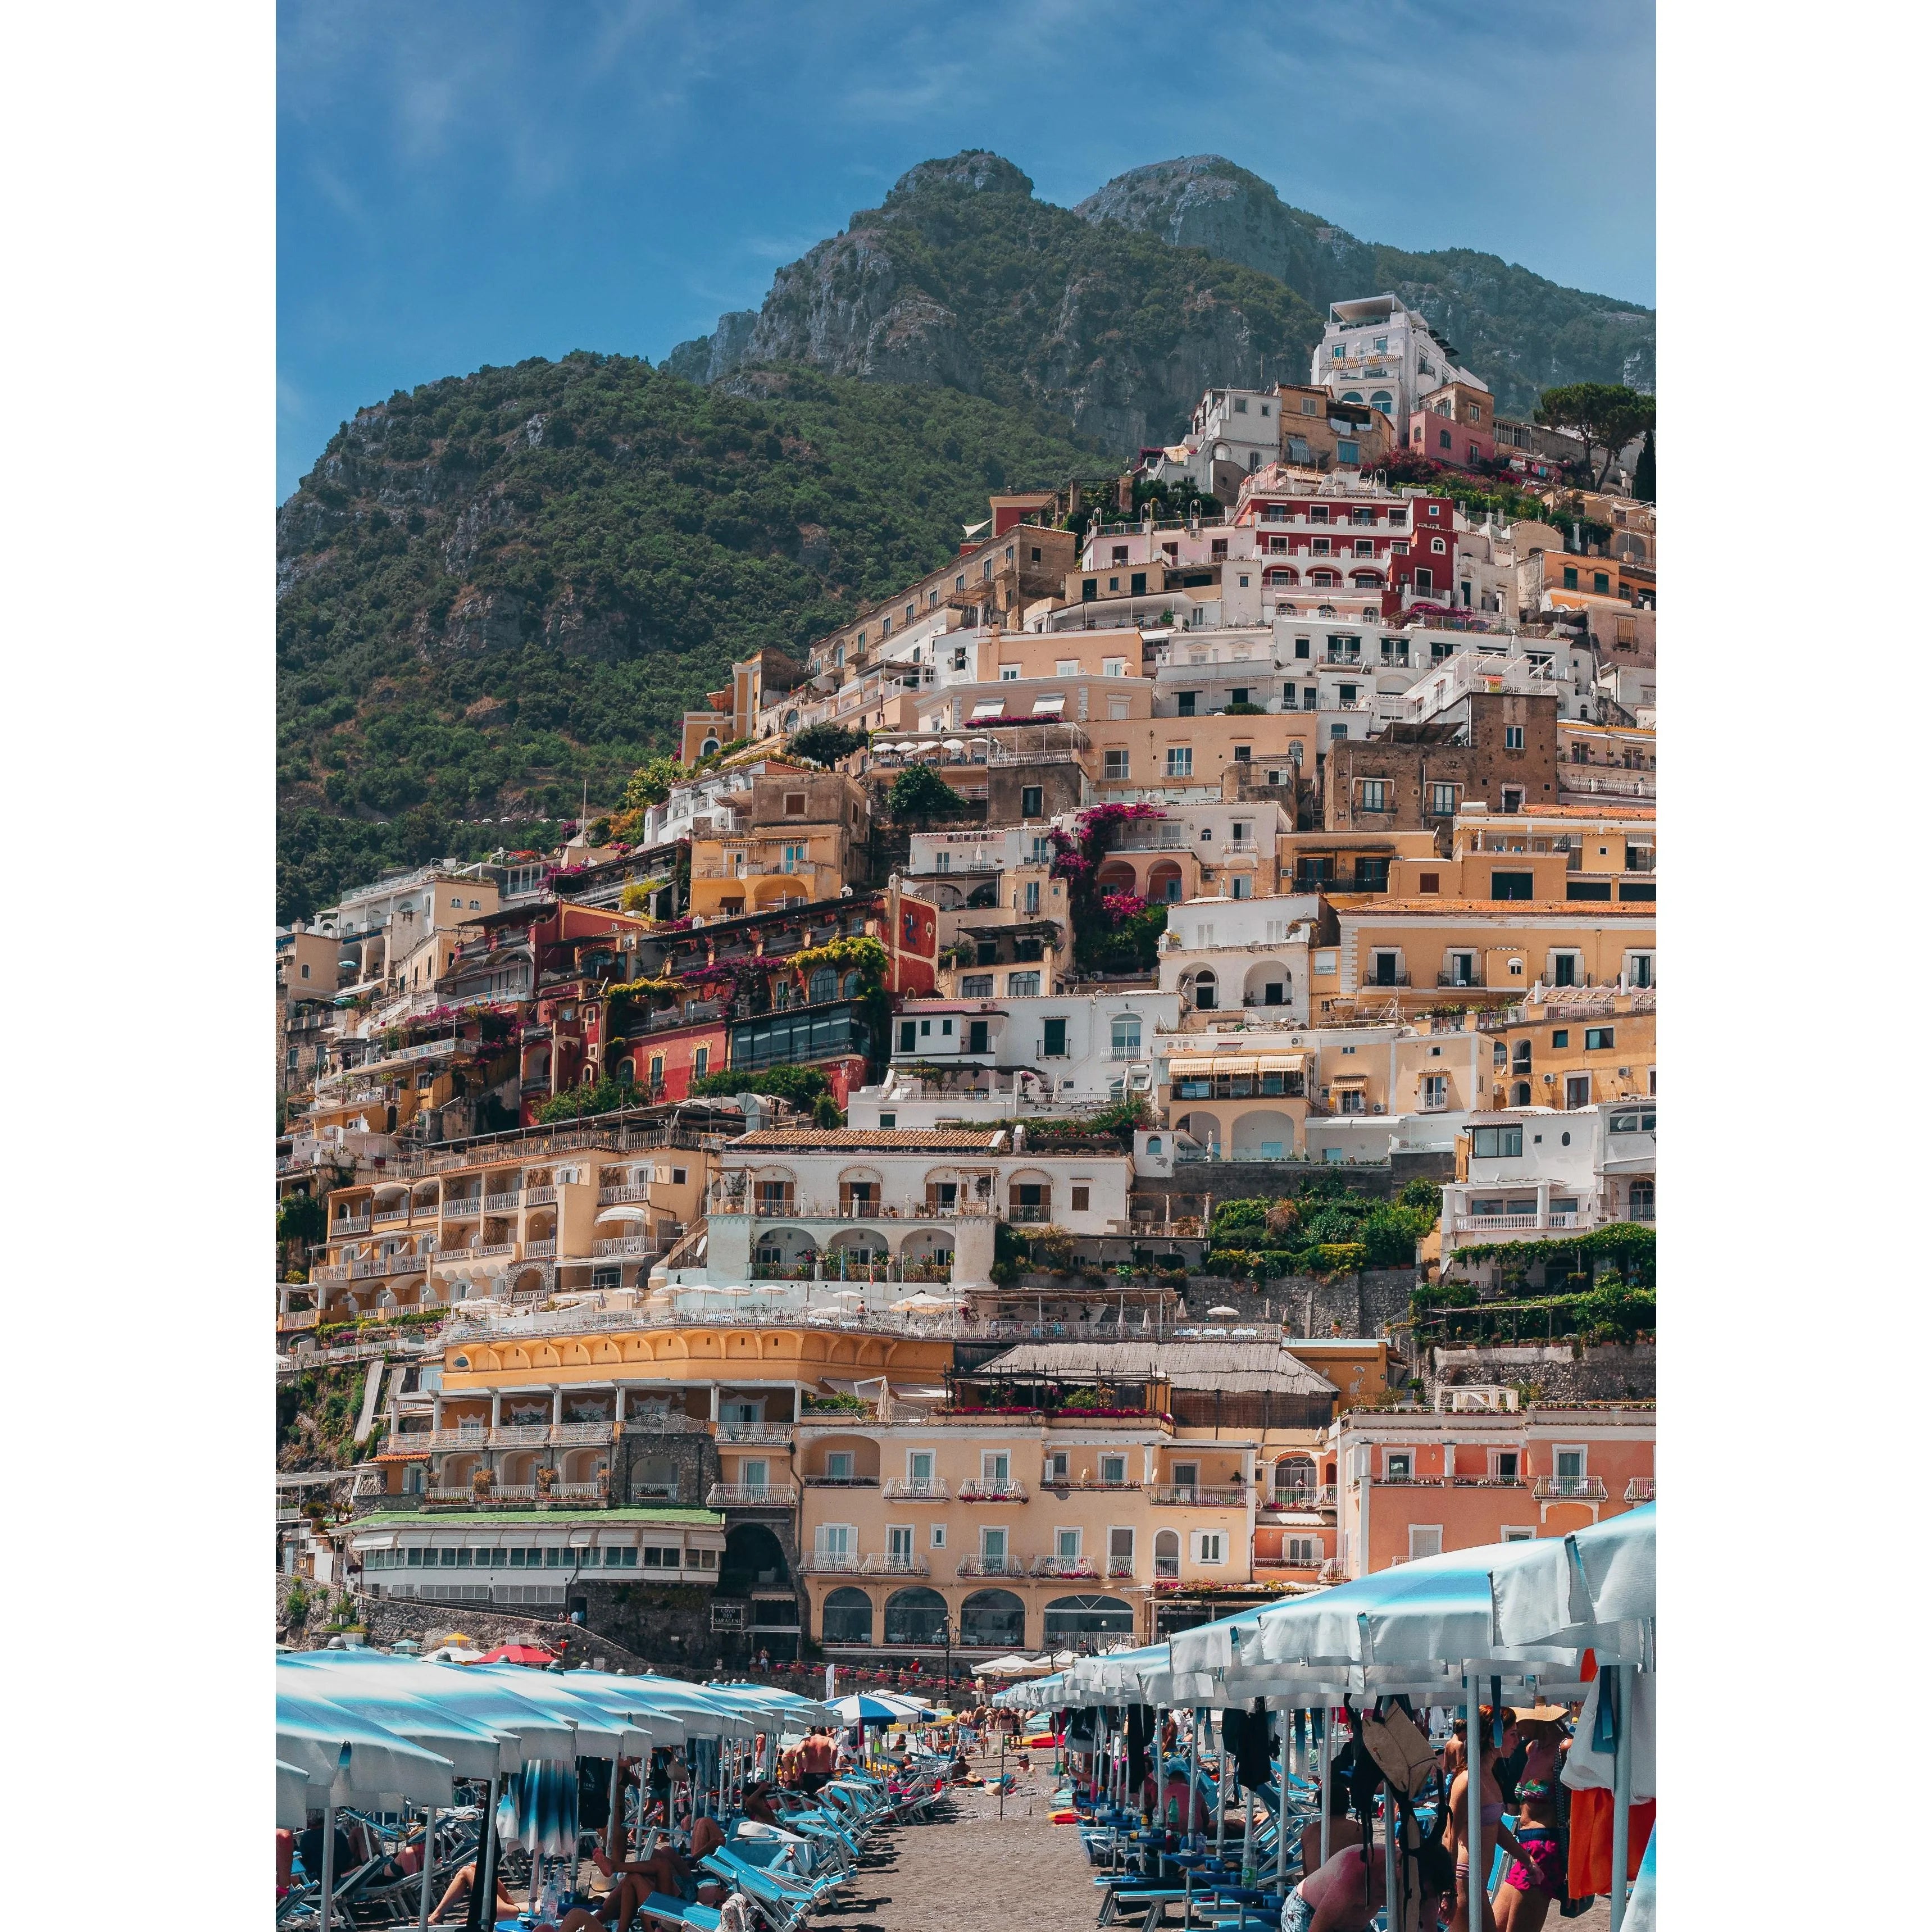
[935,1613,953,1706]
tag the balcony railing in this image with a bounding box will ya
[958,1479,1029,1502]
[1261,1491,1320,1513]
[422,1428,490,1452]
[1361,971,1411,989]
[954,1554,1029,1578]
[1315,1485,1338,1507]
[1007,1205,1051,1225]
[442,1198,481,1217]
[523,1186,557,1206]
[551,1421,614,1447]
[1147,1484,1247,1507]
[1154,1558,1180,1580]
[1437,970,1485,988]
[334,1215,372,1234]
[550,1481,608,1502]
[881,1478,949,1501]
[1452,1212,1581,1234]
[862,1552,931,1576]
[489,1424,553,1448]
[1030,1554,1100,1579]
[1533,1476,1608,1500]
[802,1475,879,1489]
[716,1422,795,1445]
[484,1192,522,1211]
[1625,1477,1655,1502]
[599,1184,654,1204]
[705,1483,799,1508]
[798,1552,863,1575]
[525,1240,558,1258]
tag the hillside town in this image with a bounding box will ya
[276,297,1656,1685]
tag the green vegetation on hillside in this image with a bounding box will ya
[275,355,1101,920]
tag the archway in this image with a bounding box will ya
[960,1588,1025,1648]
[721,1521,789,1595]
[1095,861,1138,895]
[1154,1529,1180,1580]
[897,1228,954,1279]
[1184,967,1217,1011]
[883,1585,948,1646]
[1147,860,1184,905]
[1230,1111,1298,1162]
[824,1228,888,1276]
[752,1226,819,1279]
[1242,960,1293,1006]
[1273,1455,1317,1503]
[1173,1111,1221,1155]
[820,1586,874,1644]
[1043,1594,1135,1642]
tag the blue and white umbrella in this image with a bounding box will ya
[497,1758,579,1858]
[829,1691,932,1727]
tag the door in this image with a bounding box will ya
[887,1525,914,1567]
[1565,1074,1591,1108]
[908,1451,934,1489]
[740,1459,769,1492]
[984,1452,1011,1484]
[966,1020,989,1054]
[981,1526,1008,1566]
[1108,1527,1134,1578]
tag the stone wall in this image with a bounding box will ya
[1177,1269,1420,1339]
[1428,1341,1656,1404]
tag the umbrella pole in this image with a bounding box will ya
[1188,1707,1201,1852]
[1318,1707,1331,1871]
[319,1798,337,1932]
[1274,1707,1289,1892]
[1214,1710,1226,1858]
[1609,1665,1634,1932]
[479,1771,502,1932]
[1383,1771,1398,1932]
[607,1756,622,1866]
[417,1805,435,1932]
[1465,1669,1481,1932]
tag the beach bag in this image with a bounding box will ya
[1360,1701,1437,1800]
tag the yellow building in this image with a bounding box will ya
[687,768,872,920]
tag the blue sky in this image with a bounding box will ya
[278,0,1654,500]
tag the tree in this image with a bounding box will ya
[888,763,969,820]
[277,1189,328,1263]
[1631,428,1654,504]
[620,755,686,814]
[1533,384,1656,490]
[785,722,867,769]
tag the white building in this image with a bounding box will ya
[884,988,1180,1107]
[1140,387,1287,497]
[1154,892,1322,1023]
[694,1126,1137,1290]
[314,862,501,987]
[1312,294,1487,438]
[1439,1102,1656,1262]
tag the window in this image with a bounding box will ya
[999,665,1019,681]
[825,1451,854,1482]
[1178,690,1197,716]
[908,1451,934,1485]
[1384,1451,1412,1481]
[1408,1525,1443,1561]
[1056,1528,1082,1560]
[980,1526,1009,1566]
[780,842,807,874]
[1101,1454,1128,1485]
[783,792,806,816]
[1166,747,1193,778]
[1021,785,1043,818]
[1007,971,1040,996]
[1193,1531,1226,1565]
[1428,783,1457,817]
[692,1046,709,1077]
[1562,566,1579,590]
[930,1524,946,1548]
[1471,1124,1524,1158]
[1358,779,1388,813]
[1111,1015,1142,1059]
[959,974,993,998]
[1022,880,1040,914]
[1101,748,1131,781]
[1504,725,1525,750]
[1042,1017,1068,1058]
[1490,870,1534,901]
[1585,1026,1616,1050]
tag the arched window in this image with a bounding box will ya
[1154,1529,1180,1579]
[1042,1594,1135,1640]
[883,1586,948,1646]
[1274,1455,1316,1502]
[960,1588,1025,1648]
[1512,1081,1532,1107]
[1341,390,1364,404]
[808,967,837,1004]
[820,1586,872,1644]
[616,1059,635,1085]
[1192,969,1217,1012]
[701,738,720,758]
[840,970,863,999]
[1369,390,1394,419]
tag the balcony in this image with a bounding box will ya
[1361,970,1411,989]
[1437,970,1485,989]
[798,1551,864,1575]
[958,1479,1029,1503]
[465,1242,518,1259]
[1451,1212,1581,1234]
[550,1481,608,1502]
[1030,1554,1101,1579]
[1007,1205,1051,1225]
[422,1428,490,1452]
[705,1483,799,1509]
[862,1552,931,1578]
[716,1422,795,1445]
[631,1482,680,1502]
[593,1236,658,1258]
[524,1186,557,1206]
[1315,1485,1338,1507]
[551,1421,615,1447]
[881,1478,949,1501]
[599,1184,654,1205]
[1147,1484,1247,1507]
[489,1424,553,1448]
[1260,1491,1320,1514]
[484,1191,522,1211]
[525,1240,558,1258]
[1533,1476,1609,1501]
[442,1198,481,1218]
[954,1554,1030,1579]
[334,1215,372,1235]
[1625,1477,1655,1503]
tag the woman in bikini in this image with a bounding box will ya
[1443,1712,1534,1932]
[1493,1711,1571,1932]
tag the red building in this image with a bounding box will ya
[1233,470,1457,624]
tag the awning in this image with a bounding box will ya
[1167,1056,1217,1077]
[1328,1073,1369,1088]
[1168,1054,1257,1077]
[1030,695,1067,715]
[595,1206,650,1226]
[1253,1051,1308,1071]
[970,701,1007,720]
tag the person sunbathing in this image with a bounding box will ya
[428,1857,520,1924]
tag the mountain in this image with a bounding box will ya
[674,151,1653,425]
[666,152,1329,450]
[275,353,1099,921]
[1075,157,1654,415]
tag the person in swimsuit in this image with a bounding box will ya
[1493,1712,1571,1932]
[1443,1712,1533,1932]
[1280,1843,1387,1932]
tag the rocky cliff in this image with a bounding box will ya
[671,150,1653,430]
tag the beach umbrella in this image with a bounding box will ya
[277,1760,319,1831]
[472,1641,559,1667]
[276,1668,521,1778]
[275,1686,456,1806]
[830,1691,932,1726]
[1491,1502,1655,1650]
[498,1758,579,1858]
[283,1654,582,1760]
[1206,1305,1240,1317]
[890,1292,965,1312]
